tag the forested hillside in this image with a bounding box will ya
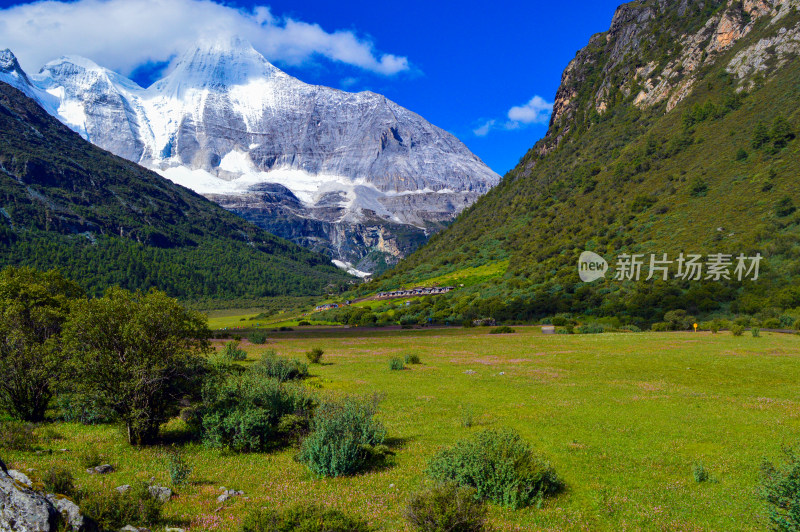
[0,82,351,302]
[359,0,800,326]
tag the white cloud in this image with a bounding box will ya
[472,95,552,137]
[472,119,495,137]
[0,0,410,77]
[507,95,553,125]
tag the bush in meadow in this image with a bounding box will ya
[427,428,562,509]
[760,446,800,531]
[221,340,248,361]
[405,354,421,364]
[201,371,314,452]
[252,350,308,382]
[298,396,387,477]
[306,347,324,364]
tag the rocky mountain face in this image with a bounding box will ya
[368,0,800,324]
[541,0,800,156]
[0,39,499,273]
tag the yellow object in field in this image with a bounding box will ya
[693,323,698,332]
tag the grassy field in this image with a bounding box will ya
[4,327,800,531]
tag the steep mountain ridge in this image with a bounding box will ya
[363,0,800,326]
[0,81,350,302]
[0,39,499,272]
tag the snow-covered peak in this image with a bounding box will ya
[0,49,31,87]
[34,55,144,95]
[150,37,288,97]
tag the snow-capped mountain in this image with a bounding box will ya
[0,39,500,271]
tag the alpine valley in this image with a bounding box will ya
[0,38,500,275]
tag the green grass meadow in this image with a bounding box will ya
[5,327,800,530]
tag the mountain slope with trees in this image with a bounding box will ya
[360,0,800,326]
[0,82,350,302]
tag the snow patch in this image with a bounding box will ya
[332,260,371,278]
[219,150,254,174]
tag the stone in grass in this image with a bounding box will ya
[0,466,61,532]
[115,484,131,494]
[148,485,173,502]
[120,526,151,532]
[47,494,96,532]
[216,487,244,503]
[165,528,186,532]
[87,464,114,474]
[464,369,477,375]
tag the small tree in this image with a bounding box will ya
[0,267,83,421]
[64,288,210,445]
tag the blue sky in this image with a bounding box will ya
[0,0,623,175]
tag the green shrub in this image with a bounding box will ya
[731,324,745,336]
[389,357,406,370]
[222,340,248,361]
[306,348,324,364]
[252,350,308,382]
[693,462,709,483]
[651,322,669,332]
[165,447,192,485]
[752,327,761,338]
[689,177,708,197]
[297,321,311,327]
[79,482,163,530]
[201,372,314,452]
[489,326,514,334]
[41,466,76,497]
[405,354,421,364]
[298,396,387,477]
[427,428,562,509]
[735,148,748,161]
[406,482,489,532]
[578,322,607,334]
[760,446,800,530]
[240,503,371,532]
[0,421,37,451]
[763,318,782,329]
[249,331,269,344]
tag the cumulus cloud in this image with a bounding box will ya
[0,0,410,77]
[507,95,553,125]
[472,95,552,137]
[472,119,495,137]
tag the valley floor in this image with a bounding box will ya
[5,327,800,531]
